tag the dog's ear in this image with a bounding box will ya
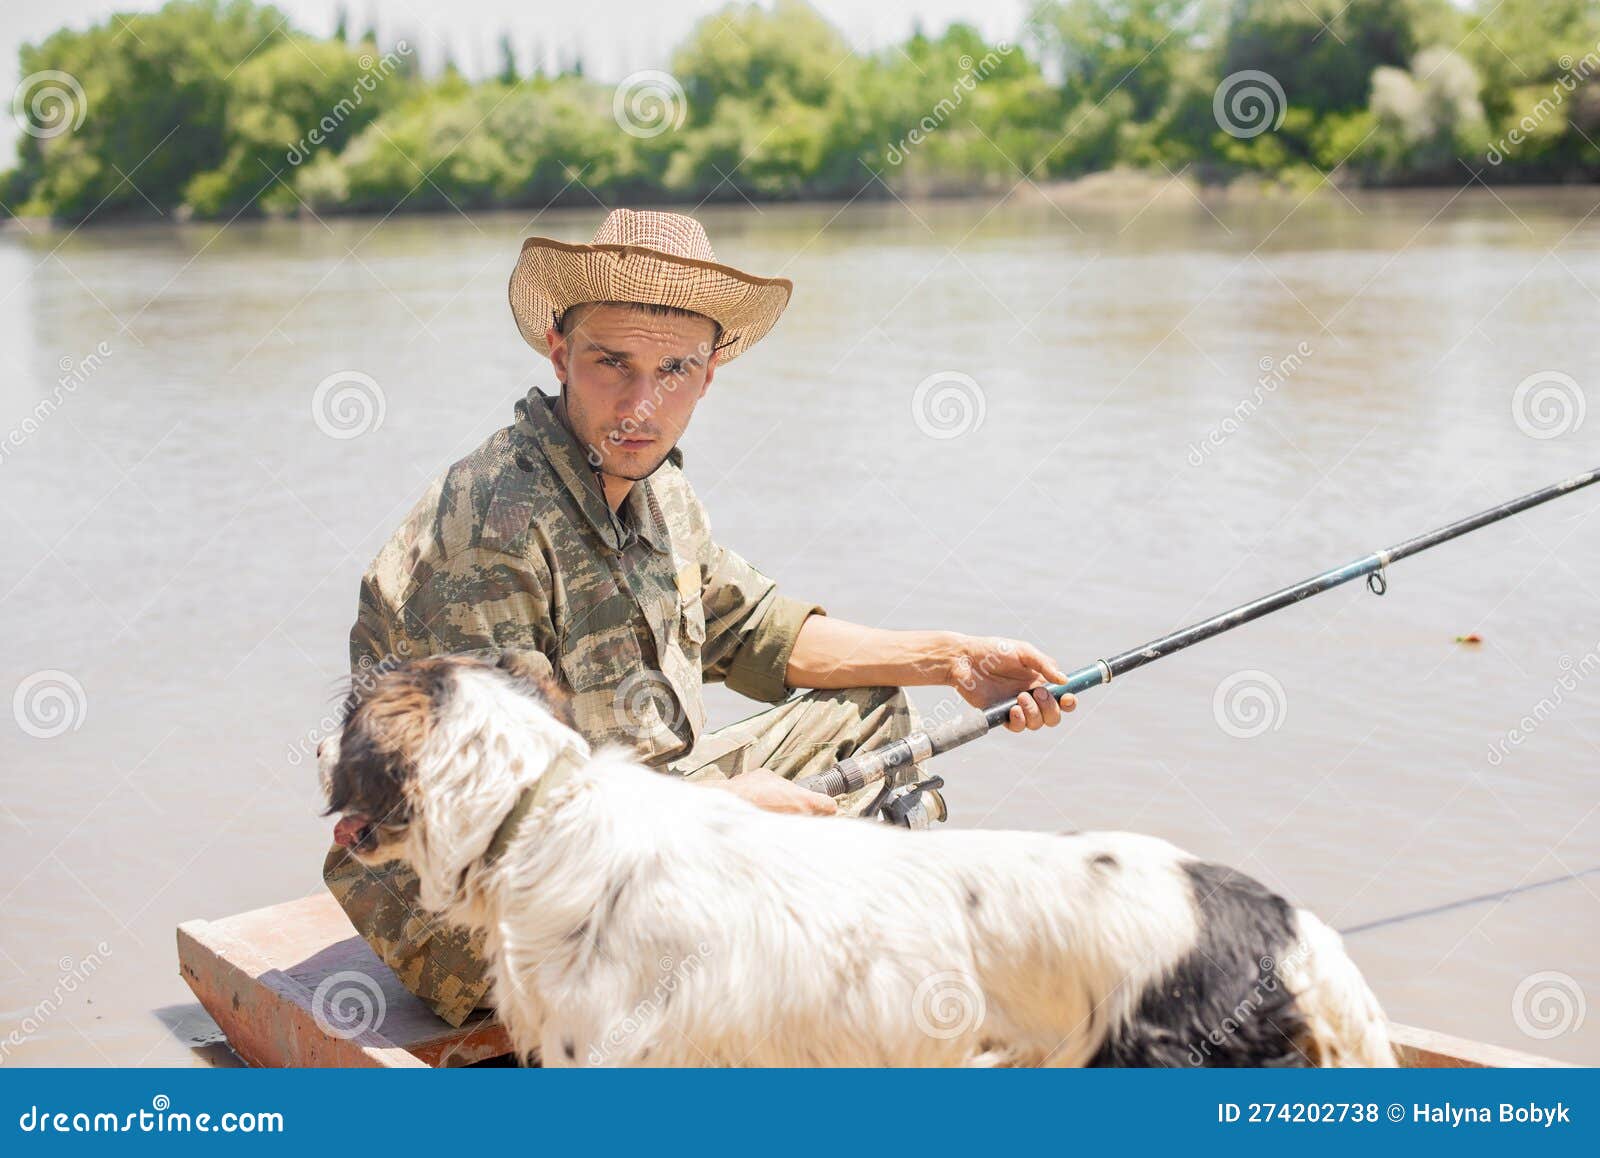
[316,655,457,857]
[405,657,578,914]
[495,648,575,729]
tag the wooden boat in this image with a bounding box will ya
[177,893,1570,1069]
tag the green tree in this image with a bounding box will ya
[301,77,631,213]
[1219,0,1459,117]
[3,0,1592,224]
[1026,0,1200,121]
[672,0,853,122]
[661,1,866,198]
[1463,0,1600,179]
[184,36,406,216]
[497,32,520,85]
[1464,0,1599,120]
[1364,48,1487,181]
[868,24,1062,187]
[6,0,292,219]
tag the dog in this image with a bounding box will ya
[320,652,1395,1067]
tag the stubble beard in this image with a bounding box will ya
[560,392,675,481]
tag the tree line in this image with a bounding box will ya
[3,0,1596,223]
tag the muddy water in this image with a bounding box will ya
[2,186,1597,1064]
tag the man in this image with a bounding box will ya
[324,209,1075,1026]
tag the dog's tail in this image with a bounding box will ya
[1280,910,1396,1067]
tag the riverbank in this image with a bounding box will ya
[6,168,1598,237]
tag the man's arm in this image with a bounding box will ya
[697,539,822,703]
[714,619,1077,818]
[784,617,1076,733]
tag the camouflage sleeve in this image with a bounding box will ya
[357,544,560,670]
[328,545,559,1027]
[699,541,825,703]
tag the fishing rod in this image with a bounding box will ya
[796,466,1600,816]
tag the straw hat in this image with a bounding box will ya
[507,209,793,363]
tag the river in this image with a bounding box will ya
[2,185,1597,1064]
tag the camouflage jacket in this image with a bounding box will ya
[325,387,821,1025]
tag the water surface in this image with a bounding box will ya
[2,187,1597,1064]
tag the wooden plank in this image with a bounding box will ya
[177,893,510,1068]
[177,918,421,1067]
[1391,1022,1570,1069]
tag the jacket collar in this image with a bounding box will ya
[513,388,673,554]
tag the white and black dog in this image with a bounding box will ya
[320,653,1395,1067]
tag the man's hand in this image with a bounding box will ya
[703,768,837,816]
[782,618,1076,734]
[948,635,1077,733]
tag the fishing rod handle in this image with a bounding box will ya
[795,663,1111,798]
[794,710,992,797]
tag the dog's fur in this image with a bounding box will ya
[321,654,1395,1067]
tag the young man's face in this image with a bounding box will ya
[547,303,719,482]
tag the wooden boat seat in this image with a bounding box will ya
[177,892,1568,1068]
[178,892,510,1067]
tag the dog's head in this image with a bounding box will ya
[319,651,580,910]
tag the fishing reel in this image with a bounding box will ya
[869,774,948,830]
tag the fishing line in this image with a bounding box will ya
[1338,865,1600,936]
